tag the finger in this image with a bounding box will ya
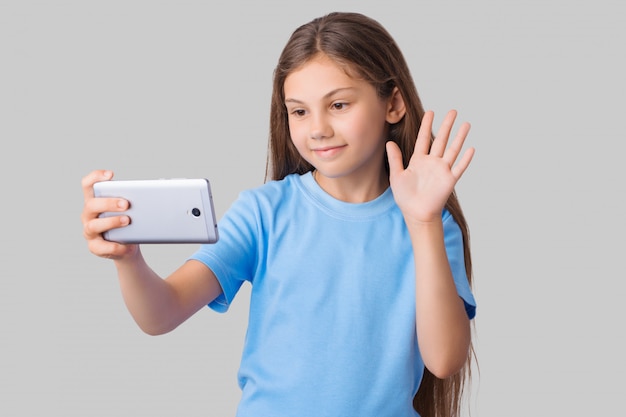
[81,194,129,224]
[386,141,404,179]
[414,111,435,156]
[429,109,457,157]
[86,237,136,260]
[451,147,475,180]
[81,170,114,202]
[442,121,471,167]
[83,213,130,240]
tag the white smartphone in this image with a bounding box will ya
[93,178,219,244]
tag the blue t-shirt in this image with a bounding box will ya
[190,172,476,417]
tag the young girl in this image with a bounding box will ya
[81,12,476,417]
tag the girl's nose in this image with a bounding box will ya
[309,113,332,140]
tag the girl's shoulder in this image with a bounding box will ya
[245,173,302,195]
[235,173,305,208]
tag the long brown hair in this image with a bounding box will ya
[266,12,475,417]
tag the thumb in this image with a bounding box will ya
[386,141,404,179]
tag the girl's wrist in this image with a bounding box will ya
[402,213,443,228]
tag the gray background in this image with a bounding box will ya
[1,0,623,415]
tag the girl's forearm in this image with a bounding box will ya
[114,249,182,335]
[408,219,471,379]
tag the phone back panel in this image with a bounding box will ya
[94,179,219,244]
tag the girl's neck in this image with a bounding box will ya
[312,169,389,203]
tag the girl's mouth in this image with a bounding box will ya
[312,145,346,159]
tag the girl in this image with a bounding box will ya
[81,12,476,417]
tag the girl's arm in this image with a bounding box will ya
[386,110,474,378]
[114,253,222,335]
[81,170,223,335]
[404,218,471,378]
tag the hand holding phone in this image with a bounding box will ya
[93,178,219,244]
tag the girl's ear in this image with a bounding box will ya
[386,87,406,124]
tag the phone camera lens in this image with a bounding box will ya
[191,208,201,217]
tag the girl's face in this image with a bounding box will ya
[284,55,401,196]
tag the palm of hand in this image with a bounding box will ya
[387,110,474,224]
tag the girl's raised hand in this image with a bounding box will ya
[386,110,474,224]
[80,170,138,260]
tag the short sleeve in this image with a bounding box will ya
[189,191,260,313]
[442,210,476,319]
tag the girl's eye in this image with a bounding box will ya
[291,109,306,117]
[332,102,348,110]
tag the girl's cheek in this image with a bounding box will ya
[290,125,306,143]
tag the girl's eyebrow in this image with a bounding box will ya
[285,87,356,104]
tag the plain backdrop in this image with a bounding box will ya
[1,1,623,415]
